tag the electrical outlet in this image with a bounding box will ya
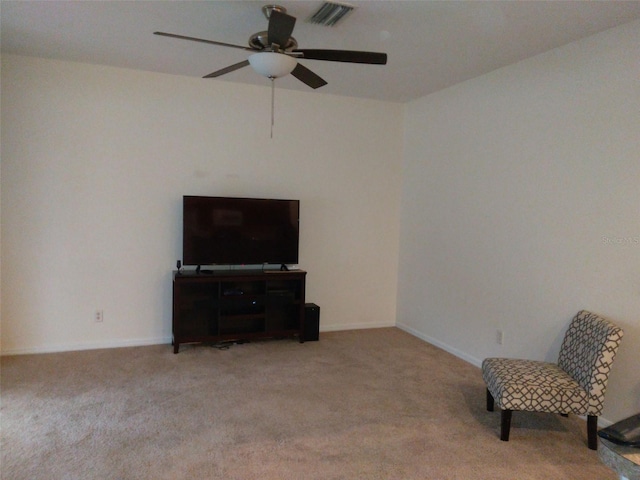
[95,310,104,323]
[496,329,504,345]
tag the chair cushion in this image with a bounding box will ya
[482,357,589,414]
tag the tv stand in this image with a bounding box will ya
[172,269,306,353]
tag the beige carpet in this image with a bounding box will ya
[1,328,616,479]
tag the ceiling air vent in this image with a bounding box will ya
[307,2,355,27]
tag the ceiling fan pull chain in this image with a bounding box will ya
[270,77,275,139]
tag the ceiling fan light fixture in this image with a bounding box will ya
[248,52,297,78]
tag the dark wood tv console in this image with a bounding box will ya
[172,269,306,353]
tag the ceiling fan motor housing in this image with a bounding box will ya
[262,5,287,19]
[249,31,298,51]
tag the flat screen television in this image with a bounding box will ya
[182,196,299,267]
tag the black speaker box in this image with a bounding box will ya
[303,303,320,341]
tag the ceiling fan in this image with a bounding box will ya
[154,4,387,89]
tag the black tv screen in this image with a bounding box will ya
[182,196,299,266]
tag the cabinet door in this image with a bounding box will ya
[174,281,219,337]
[266,279,303,331]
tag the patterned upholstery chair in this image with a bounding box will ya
[482,310,624,450]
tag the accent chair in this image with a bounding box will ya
[482,310,624,450]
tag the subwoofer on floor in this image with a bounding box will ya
[303,303,320,341]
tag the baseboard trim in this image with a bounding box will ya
[396,322,483,368]
[320,321,395,333]
[1,336,172,356]
[0,323,396,355]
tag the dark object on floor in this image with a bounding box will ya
[598,413,640,447]
[303,303,320,342]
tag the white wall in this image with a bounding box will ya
[0,54,404,354]
[397,20,640,422]
[3,20,638,425]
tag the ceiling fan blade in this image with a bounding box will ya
[267,10,296,48]
[293,49,387,65]
[203,60,250,78]
[154,32,254,52]
[291,64,327,89]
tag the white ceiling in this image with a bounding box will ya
[2,0,640,103]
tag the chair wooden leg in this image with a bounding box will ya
[501,409,512,441]
[486,388,495,412]
[588,415,598,450]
